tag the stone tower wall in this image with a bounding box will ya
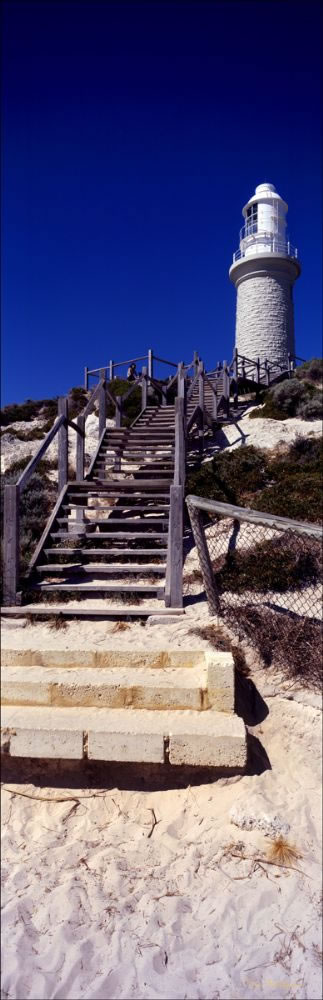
[235,270,295,366]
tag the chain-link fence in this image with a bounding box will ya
[186,496,322,622]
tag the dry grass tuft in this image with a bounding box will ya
[267,837,302,866]
[111,621,130,632]
[224,605,322,690]
[47,614,67,631]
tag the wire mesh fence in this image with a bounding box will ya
[186,496,322,622]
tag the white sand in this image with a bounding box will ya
[1,610,322,1000]
[1,412,114,475]
[207,408,322,455]
[1,658,322,1000]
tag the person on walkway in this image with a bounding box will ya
[127,363,137,381]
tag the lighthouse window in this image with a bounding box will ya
[246,204,258,235]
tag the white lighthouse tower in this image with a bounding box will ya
[229,183,301,368]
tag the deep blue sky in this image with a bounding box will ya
[2,0,322,405]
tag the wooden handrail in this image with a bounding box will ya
[121,377,142,403]
[16,414,66,493]
[186,495,322,538]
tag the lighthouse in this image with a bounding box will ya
[229,183,301,368]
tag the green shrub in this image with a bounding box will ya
[296,358,323,383]
[249,376,322,421]
[186,436,322,524]
[214,533,321,595]
[187,445,269,505]
[296,394,323,420]
[0,397,58,426]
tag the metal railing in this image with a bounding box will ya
[186,495,322,622]
[232,230,299,264]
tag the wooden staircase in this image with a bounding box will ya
[2,347,302,617]
[23,404,178,612]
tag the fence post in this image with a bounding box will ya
[193,351,199,377]
[109,360,114,382]
[233,347,239,412]
[148,349,153,380]
[265,359,270,386]
[115,395,122,428]
[161,384,167,406]
[76,415,85,481]
[165,486,183,608]
[174,397,185,488]
[58,396,68,493]
[186,502,220,615]
[223,361,230,418]
[212,383,218,422]
[98,369,107,439]
[84,367,88,390]
[198,360,204,453]
[3,484,20,606]
[256,357,261,401]
[141,366,147,409]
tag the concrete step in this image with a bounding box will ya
[1,704,246,767]
[1,664,206,711]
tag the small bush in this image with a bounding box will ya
[297,394,323,420]
[249,376,322,421]
[296,358,323,384]
[0,397,59,426]
[186,436,322,524]
[187,445,269,506]
[214,533,322,595]
[224,604,322,690]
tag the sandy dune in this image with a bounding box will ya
[1,616,322,1000]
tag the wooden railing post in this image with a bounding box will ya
[165,486,183,608]
[255,357,261,401]
[233,347,239,412]
[109,360,114,382]
[84,366,88,390]
[76,415,85,481]
[177,362,183,397]
[193,351,199,377]
[115,395,122,428]
[265,360,270,386]
[186,501,220,615]
[3,484,20,606]
[174,397,185,487]
[223,361,230,418]
[161,383,167,406]
[148,349,153,380]
[99,370,107,439]
[141,366,147,409]
[198,360,204,453]
[58,396,68,493]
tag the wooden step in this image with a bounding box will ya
[31,583,165,594]
[88,479,172,487]
[56,517,169,527]
[50,531,168,540]
[43,548,167,566]
[67,492,170,499]
[62,504,170,512]
[35,564,166,574]
[1,606,184,618]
